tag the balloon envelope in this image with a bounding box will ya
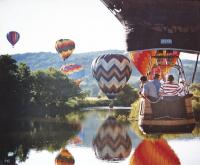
[91,54,132,99]
[60,64,84,85]
[129,50,179,79]
[6,31,20,47]
[55,39,75,60]
[60,64,83,75]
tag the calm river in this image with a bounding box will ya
[0,109,199,165]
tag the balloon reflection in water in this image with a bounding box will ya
[130,139,180,165]
[92,116,132,162]
[68,127,84,145]
[55,148,75,165]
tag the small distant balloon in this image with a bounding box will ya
[60,64,83,75]
[6,31,20,47]
[60,64,84,86]
[55,39,75,61]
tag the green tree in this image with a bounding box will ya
[17,63,32,109]
[115,84,139,106]
[31,68,82,117]
[0,55,19,112]
[190,83,200,121]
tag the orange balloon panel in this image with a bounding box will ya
[130,139,180,165]
[129,50,156,76]
[150,50,180,79]
[129,50,179,79]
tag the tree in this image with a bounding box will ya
[31,68,82,117]
[0,55,21,118]
[0,55,32,117]
[190,83,200,121]
[114,84,139,106]
[17,63,32,109]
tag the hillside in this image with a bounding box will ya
[11,50,200,96]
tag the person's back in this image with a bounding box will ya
[152,73,161,96]
[160,75,183,100]
[142,80,158,101]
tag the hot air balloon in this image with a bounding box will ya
[133,50,195,134]
[55,148,75,165]
[129,50,180,79]
[100,0,198,134]
[6,31,20,47]
[93,116,132,162]
[130,139,180,165]
[60,64,84,85]
[91,54,132,99]
[55,39,75,61]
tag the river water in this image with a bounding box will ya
[1,109,200,165]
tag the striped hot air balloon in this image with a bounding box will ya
[130,139,180,165]
[55,148,75,165]
[129,50,179,80]
[91,54,132,99]
[92,116,132,162]
[60,64,84,86]
[6,31,20,47]
[55,39,75,60]
[60,64,82,75]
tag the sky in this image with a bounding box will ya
[0,0,198,60]
[0,0,125,55]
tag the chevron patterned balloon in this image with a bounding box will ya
[91,54,132,99]
[92,116,132,162]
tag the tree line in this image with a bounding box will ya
[0,55,85,119]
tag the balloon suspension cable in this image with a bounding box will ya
[108,99,114,112]
[192,53,199,83]
[147,55,152,78]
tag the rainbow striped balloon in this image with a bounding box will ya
[55,39,75,60]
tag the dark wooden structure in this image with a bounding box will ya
[100,0,200,52]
